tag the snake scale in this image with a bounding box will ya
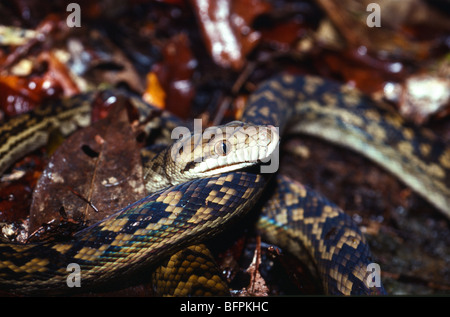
[0,74,449,295]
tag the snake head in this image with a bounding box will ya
[171,121,280,178]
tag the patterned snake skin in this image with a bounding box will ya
[1,74,449,295]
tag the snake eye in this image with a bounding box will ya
[215,141,229,156]
[222,142,228,154]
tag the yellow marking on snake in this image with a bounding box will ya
[0,74,449,296]
[440,149,450,169]
[52,244,73,254]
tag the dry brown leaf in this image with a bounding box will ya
[240,236,269,296]
[85,30,146,94]
[315,0,448,60]
[29,95,145,236]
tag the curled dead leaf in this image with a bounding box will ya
[240,236,269,296]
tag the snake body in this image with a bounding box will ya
[0,74,449,295]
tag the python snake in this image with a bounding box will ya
[0,74,449,295]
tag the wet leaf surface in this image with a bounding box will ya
[190,0,270,70]
[150,32,197,119]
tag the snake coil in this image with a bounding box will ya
[1,74,449,295]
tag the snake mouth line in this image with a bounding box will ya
[202,160,260,174]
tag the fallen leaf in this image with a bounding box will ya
[398,74,450,124]
[260,20,307,52]
[36,51,80,96]
[150,33,196,119]
[143,72,166,109]
[85,30,146,94]
[29,94,145,236]
[240,236,269,296]
[315,0,447,60]
[190,0,270,70]
[0,14,63,71]
[0,74,63,117]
